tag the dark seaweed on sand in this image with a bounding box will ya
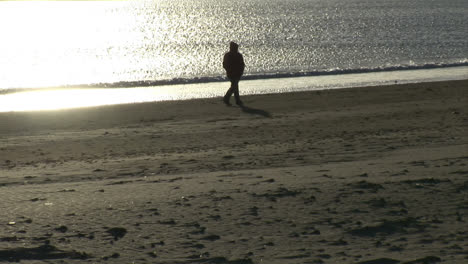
[0,244,91,261]
[349,217,426,237]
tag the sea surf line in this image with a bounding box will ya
[0,66,466,113]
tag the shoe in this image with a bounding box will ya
[223,99,231,106]
[236,101,243,106]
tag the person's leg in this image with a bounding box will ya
[224,80,234,104]
[232,79,242,105]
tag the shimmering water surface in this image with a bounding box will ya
[0,0,467,110]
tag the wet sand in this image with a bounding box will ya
[0,80,467,263]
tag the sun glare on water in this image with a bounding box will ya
[0,1,153,111]
[1,1,137,85]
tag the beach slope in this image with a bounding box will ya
[0,80,467,263]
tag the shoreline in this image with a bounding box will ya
[0,79,466,133]
[1,67,467,112]
[0,80,467,263]
[2,64,467,92]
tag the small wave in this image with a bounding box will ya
[241,61,468,81]
[88,60,468,88]
[1,61,467,95]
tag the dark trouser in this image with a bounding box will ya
[224,78,241,104]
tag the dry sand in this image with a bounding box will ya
[0,80,467,264]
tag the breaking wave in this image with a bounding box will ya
[1,61,467,94]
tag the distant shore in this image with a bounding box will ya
[0,80,467,263]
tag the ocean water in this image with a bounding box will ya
[0,0,467,110]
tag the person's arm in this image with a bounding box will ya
[223,53,229,71]
[240,54,245,76]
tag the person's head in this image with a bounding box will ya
[229,41,239,52]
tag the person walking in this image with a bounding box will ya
[223,42,245,106]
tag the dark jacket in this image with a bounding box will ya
[223,43,245,80]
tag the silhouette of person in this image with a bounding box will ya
[223,42,245,106]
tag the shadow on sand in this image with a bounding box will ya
[240,105,271,118]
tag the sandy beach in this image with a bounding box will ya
[0,80,467,264]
